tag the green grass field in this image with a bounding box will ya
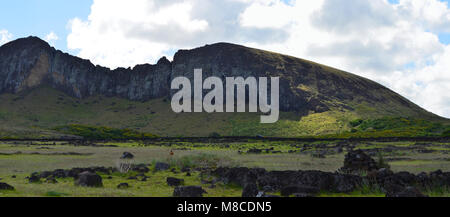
[0,140,449,197]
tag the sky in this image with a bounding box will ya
[0,0,449,118]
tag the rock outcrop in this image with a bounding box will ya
[0,37,172,101]
[212,166,450,197]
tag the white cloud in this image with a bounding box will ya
[44,31,59,45]
[67,0,450,118]
[0,29,12,46]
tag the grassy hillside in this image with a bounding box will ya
[0,86,448,139]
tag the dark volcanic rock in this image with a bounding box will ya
[257,170,361,193]
[45,176,58,184]
[0,182,14,190]
[74,171,103,187]
[280,185,320,197]
[341,150,379,172]
[36,167,116,179]
[173,186,207,197]
[155,162,170,171]
[167,177,184,186]
[242,183,259,197]
[132,164,150,173]
[0,37,171,101]
[386,186,427,197]
[247,149,263,154]
[212,167,266,187]
[121,152,134,159]
[28,173,41,183]
[117,183,130,189]
[213,167,362,193]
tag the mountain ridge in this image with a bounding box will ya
[0,36,436,114]
[0,36,448,138]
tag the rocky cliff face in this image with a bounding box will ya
[0,36,432,115]
[0,37,172,101]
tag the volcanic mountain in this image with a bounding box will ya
[0,36,447,138]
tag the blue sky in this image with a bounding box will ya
[0,0,92,52]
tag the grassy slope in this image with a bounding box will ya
[0,86,448,138]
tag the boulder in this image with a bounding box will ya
[74,171,103,187]
[155,162,170,171]
[167,177,184,186]
[0,182,14,190]
[247,149,263,154]
[117,183,130,189]
[173,186,207,197]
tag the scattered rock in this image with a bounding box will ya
[173,186,207,197]
[155,162,170,171]
[167,177,184,186]
[117,183,130,189]
[133,164,150,173]
[0,182,14,190]
[74,171,103,187]
[247,149,263,154]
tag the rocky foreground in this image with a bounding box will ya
[1,150,449,197]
